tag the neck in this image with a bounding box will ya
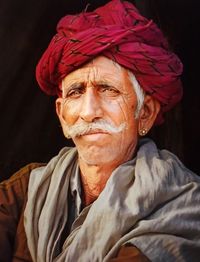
[79,158,117,206]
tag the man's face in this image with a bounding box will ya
[56,56,140,166]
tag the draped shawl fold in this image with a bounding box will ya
[24,139,200,262]
[36,0,183,124]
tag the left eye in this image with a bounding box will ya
[99,86,120,96]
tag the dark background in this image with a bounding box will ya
[0,0,199,181]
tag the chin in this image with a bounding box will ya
[78,147,118,166]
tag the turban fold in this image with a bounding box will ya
[36,0,183,124]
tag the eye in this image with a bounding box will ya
[65,86,85,98]
[99,85,120,97]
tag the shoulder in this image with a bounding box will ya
[0,163,45,194]
[0,163,46,215]
[0,162,45,262]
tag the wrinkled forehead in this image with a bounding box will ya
[62,56,127,86]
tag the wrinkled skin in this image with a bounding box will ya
[56,56,160,204]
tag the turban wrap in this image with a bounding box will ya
[36,0,183,124]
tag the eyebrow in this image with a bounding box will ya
[63,80,115,90]
[63,82,84,91]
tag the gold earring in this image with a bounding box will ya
[139,128,148,136]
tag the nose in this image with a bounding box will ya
[79,87,103,122]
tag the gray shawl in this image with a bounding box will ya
[24,139,200,262]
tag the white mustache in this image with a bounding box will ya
[64,120,126,138]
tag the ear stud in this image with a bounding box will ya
[139,128,148,136]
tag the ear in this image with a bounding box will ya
[55,97,65,125]
[138,95,160,136]
[56,97,71,139]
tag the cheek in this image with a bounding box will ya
[101,100,127,125]
[61,100,80,125]
[101,95,133,121]
[114,96,136,124]
[119,98,139,137]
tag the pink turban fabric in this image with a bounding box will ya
[36,0,183,124]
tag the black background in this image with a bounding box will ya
[0,0,199,181]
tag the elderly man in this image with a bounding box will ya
[0,0,200,261]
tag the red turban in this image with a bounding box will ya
[36,0,183,124]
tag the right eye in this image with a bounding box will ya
[66,87,85,98]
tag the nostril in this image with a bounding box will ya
[80,109,102,122]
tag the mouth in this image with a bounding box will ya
[83,129,109,135]
[76,129,110,140]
